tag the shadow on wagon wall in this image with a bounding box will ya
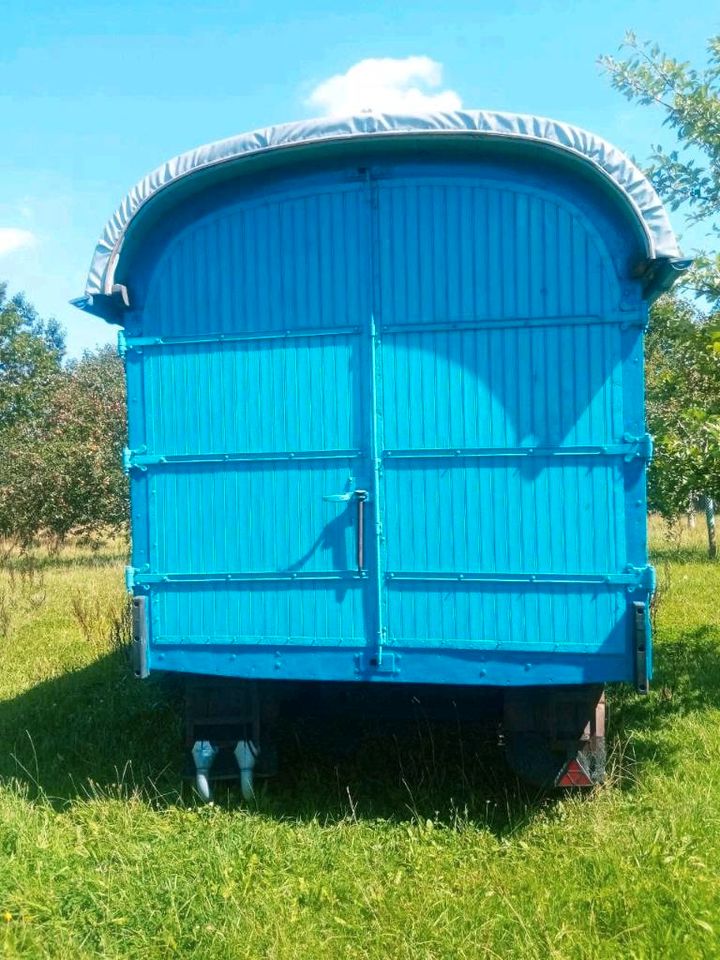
[2,623,720,827]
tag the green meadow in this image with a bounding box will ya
[1,519,719,959]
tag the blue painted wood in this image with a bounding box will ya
[125,157,653,687]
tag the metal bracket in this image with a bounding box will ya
[131,595,149,679]
[117,329,127,358]
[110,283,130,308]
[355,652,399,675]
[83,283,131,322]
[633,256,693,301]
[633,600,649,694]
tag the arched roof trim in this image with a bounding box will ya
[75,110,685,312]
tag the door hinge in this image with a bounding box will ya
[126,564,150,592]
[122,446,148,474]
[624,564,656,593]
[622,433,653,462]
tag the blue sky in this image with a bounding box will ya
[0,0,713,356]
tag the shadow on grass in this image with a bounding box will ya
[0,651,184,806]
[649,543,711,565]
[258,691,539,829]
[609,624,720,779]
[2,622,719,828]
[1,551,129,572]
[0,650,551,831]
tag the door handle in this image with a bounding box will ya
[355,490,368,571]
[323,487,368,572]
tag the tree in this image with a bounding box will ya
[0,285,128,546]
[600,34,720,304]
[52,346,128,534]
[602,36,720,555]
[0,282,64,429]
[645,296,720,555]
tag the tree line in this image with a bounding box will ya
[602,32,720,555]
[2,282,719,554]
[0,284,127,546]
[1,33,718,553]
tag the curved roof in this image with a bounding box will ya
[79,109,683,303]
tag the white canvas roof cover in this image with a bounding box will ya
[80,109,683,302]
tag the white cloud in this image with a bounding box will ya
[307,56,462,116]
[0,228,36,257]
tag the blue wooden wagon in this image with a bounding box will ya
[76,111,687,796]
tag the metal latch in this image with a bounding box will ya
[323,477,370,502]
[323,481,369,572]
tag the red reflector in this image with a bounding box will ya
[557,758,593,788]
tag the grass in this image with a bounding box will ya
[1,522,720,958]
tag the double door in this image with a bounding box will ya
[131,170,641,672]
